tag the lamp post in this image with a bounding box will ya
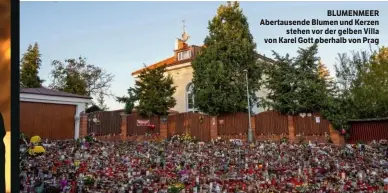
[243,69,253,142]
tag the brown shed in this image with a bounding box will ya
[20,87,92,140]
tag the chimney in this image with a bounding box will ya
[175,39,179,50]
[175,39,187,50]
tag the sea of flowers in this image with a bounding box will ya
[19,133,388,193]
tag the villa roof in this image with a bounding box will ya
[131,46,274,76]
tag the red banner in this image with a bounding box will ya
[137,120,150,126]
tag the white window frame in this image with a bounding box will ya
[178,50,192,61]
[186,83,195,112]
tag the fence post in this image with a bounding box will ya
[120,113,128,140]
[79,113,88,138]
[287,115,295,142]
[160,116,168,140]
[210,116,218,140]
[251,116,256,140]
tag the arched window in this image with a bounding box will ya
[186,83,195,112]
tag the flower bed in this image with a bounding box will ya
[19,136,388,192]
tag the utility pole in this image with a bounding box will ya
[244,69,253,142]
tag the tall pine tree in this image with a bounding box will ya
[192,1,262,116]
[118,65,176,117]
[293,44,330,113]
[20,42,44,88]
[262,44,330,115]
[261,52,299,114]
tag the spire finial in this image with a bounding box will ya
[182,20,186,33]
[181,20,190,42]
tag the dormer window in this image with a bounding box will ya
[177,50,191,61]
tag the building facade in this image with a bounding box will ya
[132,34,271,114]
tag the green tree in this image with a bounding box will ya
[20,42,44,88]
[260,52,298,114]
[117,65,176,117]
[192,1,262,115]
[353,47,388,118]
[322,47,388,135]
[116,89,135,114]
[49,57,114,107]
[334,51,369,95]
[261,44,331,115]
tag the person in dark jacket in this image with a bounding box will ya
[0,113,6,193]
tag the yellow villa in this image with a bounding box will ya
[131,29,272,114]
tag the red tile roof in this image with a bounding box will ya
[131,44,204,76]
[131,56,177,76]
[131,45,273,76]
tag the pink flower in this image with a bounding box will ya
[341,129,346,135]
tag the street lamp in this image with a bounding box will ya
[243,69,253,142]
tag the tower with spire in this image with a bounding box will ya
[175,20,190,50]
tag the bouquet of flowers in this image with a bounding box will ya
[280,136,288,144]
[178,133,193,143]
[30,135,42,145]
[84,133,95,143]
[83,175,95,186]
[28,145,46,156]
[167,182,185,193]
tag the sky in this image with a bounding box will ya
[20,1,388,110]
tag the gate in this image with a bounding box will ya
[87,111,121,136]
